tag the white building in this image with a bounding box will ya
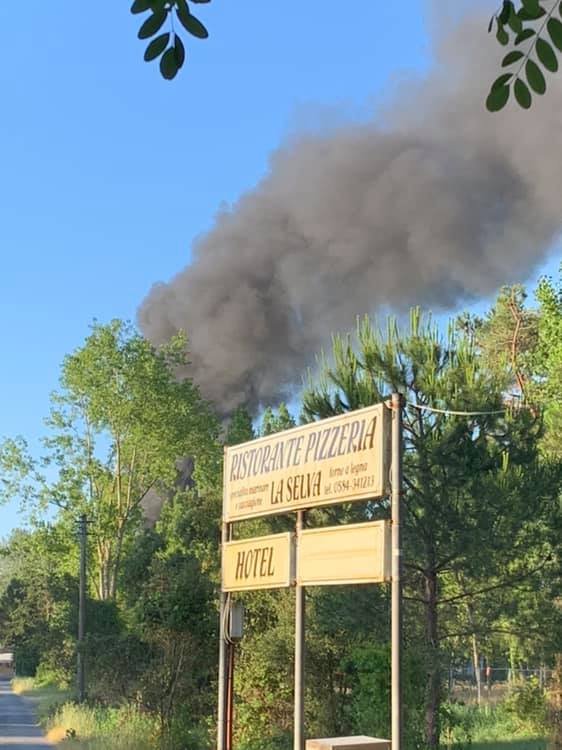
[0,650,14,677]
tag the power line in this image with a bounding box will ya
[406,401,506,417]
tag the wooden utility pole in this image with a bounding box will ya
[77,514,87,703]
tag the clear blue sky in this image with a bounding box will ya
[0,2,558,535]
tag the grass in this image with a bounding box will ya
[10,678,550,750]
[10,677,158,749]
[443,701,548,750]
[46,702,159,749]
[468,742,547,750]
[11,676,73,721]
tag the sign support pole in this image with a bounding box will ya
[226,640,235,750]
[391,393,403,750]
[218,520,230,750]
[294,510,305,750]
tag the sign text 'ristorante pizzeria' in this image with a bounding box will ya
[224,404,390,522]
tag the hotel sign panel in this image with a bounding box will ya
[222,533,294,592]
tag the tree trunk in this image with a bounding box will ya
[509,642,517,684]
[471,633,482,706]
[425,569,441,749]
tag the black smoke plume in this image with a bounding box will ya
[138,12,562,413]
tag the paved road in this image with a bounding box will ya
[0,679,53,748]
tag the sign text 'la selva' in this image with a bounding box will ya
[224,404,390,522]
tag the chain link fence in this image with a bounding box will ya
[447,667,553,705]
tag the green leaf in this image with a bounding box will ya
[536,37,559,71]
[160,46,179,79]
[491,73,513,91]
[174,34,186,69]
[132,0,166,13]
[547,17,562,51]
[507,4,523,33]
[518,5,545,20]
[521,0,541,15]
[497,28,509,45]
[496,19,509,45]
[144,33,169,61]
[515,29,535,45]
[499,1,512,25]
[176,5,209,38]
[502,50,524,66]
[131,0,153,13]
[514,77,532,108]
[138,9,167,39]
[525,59,546,94]
[486,85,510,112]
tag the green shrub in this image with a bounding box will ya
[160,711,213,750]
[505,678,548,734]
[441,693,548,748]
[348,643,426,750]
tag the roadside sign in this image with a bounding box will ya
[297,520,391,586]
[224,404,390,522]
[222,533,295,592]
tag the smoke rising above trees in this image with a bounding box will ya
[138,13,562,413]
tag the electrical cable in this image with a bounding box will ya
[406,401,506,417]
[222,593,235,645]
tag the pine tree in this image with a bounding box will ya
[302,308,549,748]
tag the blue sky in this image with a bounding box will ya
[0,2,558,536]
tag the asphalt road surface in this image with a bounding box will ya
[0,678,53,748]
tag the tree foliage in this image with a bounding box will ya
[0,320,220,600]
[0,278,560,750]
[131,0,211,80]
[260,403,296,437]
[302,307,558,748]
[487,0,562,110]
[126,0,562,109]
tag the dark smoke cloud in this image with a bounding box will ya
[138,12,562,413]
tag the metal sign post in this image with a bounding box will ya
[217,518,230,750]
[294,510,306,750]
[391,394,403,750]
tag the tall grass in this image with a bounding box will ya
[442,702,547,748]
[11,677,35,695]
[46,702,159,750]
[11,676,72,719]
[12,678,160,749]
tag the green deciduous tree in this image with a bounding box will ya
[532,269,562,458]
[0,320,220,600]
[0,524,78,680]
